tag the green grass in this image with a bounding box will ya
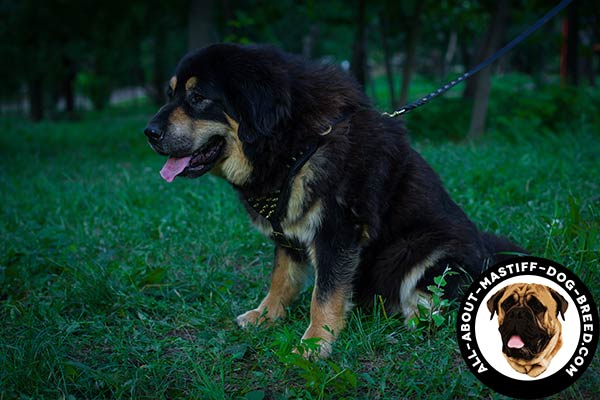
[1,95,599,399]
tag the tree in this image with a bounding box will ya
[189,0,218,51]
[379,9,396,107]
[564,1,579,86]
[399,1,426,106]
[351,0,368,88]
[467,0,509,140]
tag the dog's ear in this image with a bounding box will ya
[487,287,506,320]
[548,288,568,320]
[224,67,291,144]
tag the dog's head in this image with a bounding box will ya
[487,283,568,361]
[144,43,292,184]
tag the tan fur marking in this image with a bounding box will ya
[169,76,177,91]
[236,248,309,327]
[214,113,253,185]
[400,249,447,320]
[360,224,370,244]
[166,107,233,159]
[287,165,314,221]
[169,107,190,126]
[286,150,326,222]
[282,199,323,245]
[185,77,198,91]
[306,243,318,268]
[300,285,350,358]
[224,113,239,132]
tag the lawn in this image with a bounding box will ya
[1,96,599,399]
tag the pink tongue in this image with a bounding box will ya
[160,156,192,182]
[508,335,525,349]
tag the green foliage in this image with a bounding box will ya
[275,332,358,398]
[407,267,458,335]
[0,105,599,398]
[404,96,471,141]
[390,74,600,142]
[490,75,600,136]
[76,73,112,110]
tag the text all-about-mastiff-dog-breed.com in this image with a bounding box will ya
[144,43,525,358]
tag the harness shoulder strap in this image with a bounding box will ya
[246,140,320,250]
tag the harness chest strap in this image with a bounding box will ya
[243,111,354,250]
[245,140,320,250]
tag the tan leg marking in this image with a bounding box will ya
[236,249,308,327]
[298,285,350,359]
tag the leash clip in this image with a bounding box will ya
[319,124,333,136]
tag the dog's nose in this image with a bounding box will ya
[514,309,528,319]
[144,124,163,141]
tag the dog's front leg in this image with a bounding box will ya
[236,246,309,327]
[299,235,360,358]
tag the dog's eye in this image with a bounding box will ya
[528,297,546,314]
[501,296,516,311]
[188,92,206,106]
[166,87,174,100]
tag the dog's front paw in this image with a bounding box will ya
[293,325,336,359]
[235,305,285,328]
[235,309,265,328]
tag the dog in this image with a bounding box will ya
[144,43,524,358]
[487,283,568,377]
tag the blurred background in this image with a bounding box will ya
[2,2,600,398]
[1,0,599,139]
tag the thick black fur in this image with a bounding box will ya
[148,43,525,317]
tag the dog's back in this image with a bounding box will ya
[341,111,525,315]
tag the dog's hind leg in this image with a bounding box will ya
[236,247,309,327]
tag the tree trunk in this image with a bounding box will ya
[188,0,216,51]
[565,1,579,86]
[351,0,367,88]
[466,0,509,140]
[28,79,43,121]
[379,11,396,108]
[461,41,475,98]
[302,25,319,59]
[62,59,76,117]
[399,1,425,106]
[149,32,166,106]
[442,30,458,78]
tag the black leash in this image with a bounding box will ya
[383,0,574,118]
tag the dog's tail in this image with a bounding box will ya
[480,232,528,268]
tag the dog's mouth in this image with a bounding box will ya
[159,136,225,182]
[503,333,536,360]
[502,329,551,361]
[507,335,526,349]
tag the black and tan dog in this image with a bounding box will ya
[144,43,523,357]
[487,283,568,377]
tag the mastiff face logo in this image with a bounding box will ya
[487,283,569,377]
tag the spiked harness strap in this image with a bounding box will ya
[245,140,320,251]
[244,111,353,250]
